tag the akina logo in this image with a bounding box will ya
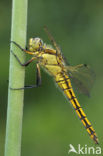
[68,144,101,155]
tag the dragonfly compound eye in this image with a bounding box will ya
[29,38,43,51]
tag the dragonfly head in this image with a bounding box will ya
[29,37,43,51]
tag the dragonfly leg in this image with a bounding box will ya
[11,41,35,55]
[11,50,35,66]
[25,63,42,89]
[36,63,41,86]
[22,64,41,89]
[10,85,37,90]
[10,63,41,90]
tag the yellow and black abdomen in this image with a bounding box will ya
[55,72,99,144]
[40,52,98,144]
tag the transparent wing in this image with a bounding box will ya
[66,64,96,97]
[44,26,61,55]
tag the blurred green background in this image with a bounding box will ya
[0,0,103,155]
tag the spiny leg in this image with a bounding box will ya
[11,41,35,55]
[36,63,41,86]
[11,50,36,66]
[10,63,41,90]
[10,50,36,89]
[19,63,41,89]
[10,42,42,90]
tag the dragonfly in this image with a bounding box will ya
[11,26,98,144]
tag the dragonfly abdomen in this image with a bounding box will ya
[55,72,99,144]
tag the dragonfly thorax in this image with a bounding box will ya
[29,37,43,51]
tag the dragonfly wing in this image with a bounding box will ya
[66,64,96,97]
[44,26,61,55]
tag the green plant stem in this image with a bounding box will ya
[5,0,28,156]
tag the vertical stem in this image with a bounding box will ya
[5,0,28,156]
